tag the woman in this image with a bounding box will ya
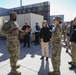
[40,20,51,61]
[48,16,62,75]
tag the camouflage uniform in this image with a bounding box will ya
[2,20,25,70]
[66,24,71,52]
[62,24,67,42]
[71,42,76,66]
[50,24,62,72]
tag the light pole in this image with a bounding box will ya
[20,0,22,7]
[71,13,73,20]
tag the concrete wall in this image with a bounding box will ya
[17,13,31,28]
[31,13,43,33]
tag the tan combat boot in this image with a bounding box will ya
[48,71,60,75]
[11,64,20,69]
[16,64,20,69]
[48,66,60,75]
[48,71,59,75]
[11,69,21,75]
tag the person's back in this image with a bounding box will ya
[69,18,76,70]
[70,25,76,43]
[66,24,71,36]
[36,25,40,31]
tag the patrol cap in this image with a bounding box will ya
[53,16,62,23]
[10,12,17,17]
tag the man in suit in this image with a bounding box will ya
[34,22,40,46]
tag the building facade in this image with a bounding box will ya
[9,1,50,23]
[0,8,9,16]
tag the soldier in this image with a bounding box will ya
[2,12,28,75]
[48,17,62,75]
[66,22,71,53]
[62,23,67,44]
[69,17,76,70]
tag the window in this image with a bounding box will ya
[44,6,50,12]
[40,3,44,6]
[17,10,22,14]
[32,8,37,13]
[44,2,48,6]
[23,6,27,9]
[22,9,26,13]
[27,8,31,13]
[38,7,43,12]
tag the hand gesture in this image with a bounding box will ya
[25,28,29,33]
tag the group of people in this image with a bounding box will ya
[2,12,76,75]
[62,17,76,71]
[22,21,41,47]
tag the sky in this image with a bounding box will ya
[0,0,76,21]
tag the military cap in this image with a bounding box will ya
[53,16,62,23]
[10,12,17,17]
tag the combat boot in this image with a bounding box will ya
[69,65,76,70]
[11,69,21,75]
[11,64,20,69]
[48,71,60,75]
[16,64,20,69]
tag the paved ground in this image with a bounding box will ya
[0,39,76,75]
